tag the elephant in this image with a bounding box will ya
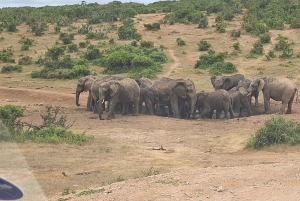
[228,86,252,117]
[135,78,158,114]
[211,74,245,91]
[196,90,234,119]
[247,77,298,114]
[238,79,259,106]
[96,77,140,120]
[75,75,98,111]
[140,87,159,115]
[90,76,124,113]
[150,77,197,118]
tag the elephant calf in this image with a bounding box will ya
[211,74,245,91]
[238,79,259,106]
[228,86,252,117]
[196,90,234,119]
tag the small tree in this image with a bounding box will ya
[46,46,65,61]
[197,40,211,51]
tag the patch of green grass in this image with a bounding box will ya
[141,167,160,177]
[246,117,300,149]
[76,188,105,197]
[156,179,179,186]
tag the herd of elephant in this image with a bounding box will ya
[75,74,298,120]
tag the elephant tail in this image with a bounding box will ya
[295,88,298,103]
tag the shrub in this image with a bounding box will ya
[0,51,15,63]
[1,64,22,73]
[215,21,226,33]
[0,104,24,128]
[140,40,154,48]
[259,33,271,43]
[232,42,240,51]
[59,32,75,45]
[131,40,138,47]
[18,56,33,65]
[197,40,211,51]
[144,23,160,31]
[209,62,237,75]
[79,41,87,48]
[67,43,78,53]
[230,30,241,38]
[176,38,185,46]
[250,41,264,55]
[194,51,226,69]
[131,56,154,69]
[246,117,300,149]
[84,48,101,60]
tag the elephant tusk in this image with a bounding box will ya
[247,93,251,96]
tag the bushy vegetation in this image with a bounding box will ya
[19,36,34,51]
[1,64,22,73]
[230,29,241,38]
[197,40,211,51]
[18,56,33,65]
[176,38,185,46]
[0,105,92,145]
[274,35,294,59]
[118,19,141,40]
[0,50,15,63]
[259,33,271,43]
[195,50,236,75]
[246,117,300,149]
[100,45,166,78]
[144,23,160,31]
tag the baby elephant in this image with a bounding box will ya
[197,89,234,119]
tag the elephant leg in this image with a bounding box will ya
[170,95,180,118]
[145,98,154,115]
[286,92,296,114]
[122,103,129,115]
[263,94,271,113]
[160,106,168,117]
[216,109,222,119]
[254,92,259,106]
[93,99,98,114]
[107,97,118,120]
[87,91,92,111]
[133,100,139,116]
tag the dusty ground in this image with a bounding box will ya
[1,12,300,201]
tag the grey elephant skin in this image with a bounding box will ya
[135,78,159,115]
[238,79,259,106]
[196,90,234,119]
[228,86,252,117]
[97,77,140,120]
[211,74,245,90]
[247,77,298,114]
[75,75,98,111]
[151,77,197,118]
[90,76,124,113]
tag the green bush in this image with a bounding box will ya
[0,104,24,128]
[176,38,186,46]
[259,33,271,43]
[0,51,15,63]
[140,40,154,48]
[246,117,300,149]
[215,21,226,33]
[1,64,22,73]
[144,23,160,31]
[79,41,87,48]
[197,40,211,51]
[0,105,92,144]
[105,51,135,73]
[84,48,101,60]
[59,32,75,45]
[209,62,237,75]
[232,42,240,51]
[18,56,33,65]
[67,43,78,53]
[250,41,264,55]
[230,29,241,38]
[131,56,154,69]
[195,50,226,69]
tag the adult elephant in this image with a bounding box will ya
[90,76,124,113]
[97,77,140,120]
[238,79,259,106]
[211,74,245,91]
[247,77,297,114]
[196,90,234,119]
[135,78,158,114]
[75,75,98,111]
[151,77,197,118]
[228,86,252,117]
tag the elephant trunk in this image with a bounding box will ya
[76,90,81,106]
[189,95,197,118]
[98,95,105,120]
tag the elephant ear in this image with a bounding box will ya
[223,77,233,90]
[210,75,216,86]
[173,82,187,98]
[257,78,265,92]
[109,82,120,97]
